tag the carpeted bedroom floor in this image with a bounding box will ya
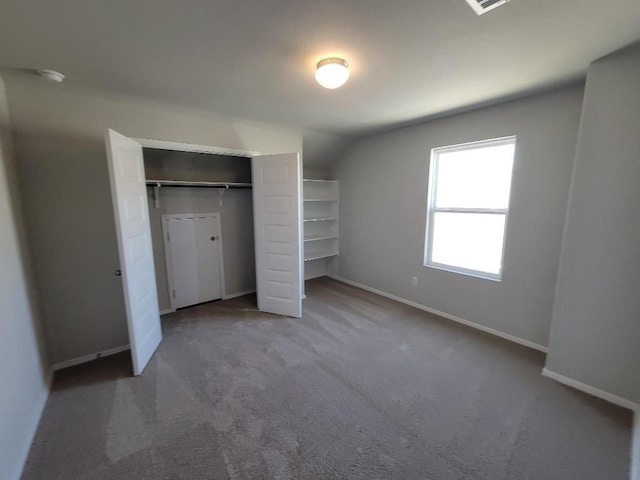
[22,277,632,479]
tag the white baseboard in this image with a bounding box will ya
[160,308,175,316]
[632,413,640,480]
[223,289,256,300]
[52,345,130,371]
[305,273,327,281]
[541,368,639,411]
[327,275,549,353]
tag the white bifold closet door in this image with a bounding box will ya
[252,153,303,318]
[164,215,223,309]
[105,129,162,376]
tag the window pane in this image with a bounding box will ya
[435,142,515,209]
[431,212,506,275]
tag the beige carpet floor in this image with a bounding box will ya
[22,277,632,479]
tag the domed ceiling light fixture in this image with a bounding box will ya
[38,69,65,83]
[315,57,349,89]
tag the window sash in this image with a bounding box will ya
[424,136,516,281]
[425,210,508,280]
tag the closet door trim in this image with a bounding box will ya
[133,137,260,158]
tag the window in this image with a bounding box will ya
[424,136,516,280]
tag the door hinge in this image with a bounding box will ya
[172,289,176,298]
[166,232,170,241]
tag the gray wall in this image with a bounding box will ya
[0,76,49,480]
[5,77,302,365]
[332,85,585,348]
[302,166,330,180]
[148,186,256,311]
[303,130,352,170]
[546,44,640,404]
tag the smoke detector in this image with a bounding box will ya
[465,0,511,15]
[38,70,65,83]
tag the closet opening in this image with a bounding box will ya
[142,147,257,315]
[106,129,303,374]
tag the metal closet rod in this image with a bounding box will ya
[145,180,252,188]
[148,180,252,209]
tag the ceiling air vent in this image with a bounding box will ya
[465,0,511,15]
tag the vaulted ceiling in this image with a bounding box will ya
[1,0,639,137]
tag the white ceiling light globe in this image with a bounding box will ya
[315,58,349,89]
[38,69,65,83]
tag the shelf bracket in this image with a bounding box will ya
[218,184,229,207]
[153,183,161,209]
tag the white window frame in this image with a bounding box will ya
[424,136,517,281]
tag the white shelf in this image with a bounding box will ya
[304,234,338,242]
[304,252,338,262]
[304,217,337,222]
[303,178,338,277]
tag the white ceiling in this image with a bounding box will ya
[0,0,639,137]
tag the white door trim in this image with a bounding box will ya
[161,213,226,310]
[132,137,260,158]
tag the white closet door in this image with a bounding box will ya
[165,215,222,309]
[252,153,303,318]
[105,129,162,376]
[193,217,222,302]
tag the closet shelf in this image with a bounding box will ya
[303,198,337,202]
[146,179,252,188]
[303,217,337,222]
[304,234,338,242]
[304,252,338,262]
[303,179,338,183]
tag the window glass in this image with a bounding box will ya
[435,143,515,209]
[425,137,516,280]
[431,212,506,275]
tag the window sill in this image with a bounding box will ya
[424,262,502,282]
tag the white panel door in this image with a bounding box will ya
[252,153,303,318]
[193,217,223,302]
[105,129,162,376]
[165,215,222,309]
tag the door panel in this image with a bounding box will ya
[252,153,303,318]
[166,219,199,309]
[194,217,222,302]
[165,215,222,309]
[105,129,162,376]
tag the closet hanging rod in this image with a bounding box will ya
[146,179,252,188]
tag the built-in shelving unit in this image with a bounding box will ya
[304,234,338,242]
[304,252,338,262]
[303,179,338,280]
